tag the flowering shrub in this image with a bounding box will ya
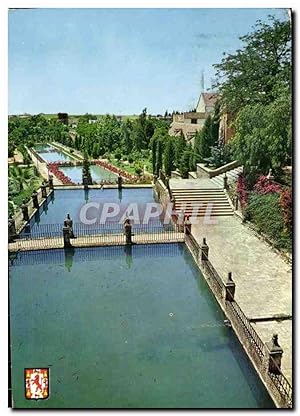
[253,175,282,195]
[279,188,292,232]
[92,159,138,181]
[236,174,248,208]
[48,162,75,185]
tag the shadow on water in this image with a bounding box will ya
[226,332,275,408]
[84,188,89,204]
[180,245,274,407]
[118,189,123,203]
[34,209,40,225]
[64,247,75,272]
[124,244,133,269]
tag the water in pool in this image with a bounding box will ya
[26,188,159,230]
[9,244,274,408]
[35,144,75,163]
[60,165,118,184]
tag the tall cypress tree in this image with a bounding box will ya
[156,139,163,176]
[151,137,157,175]
[164,138,175,176]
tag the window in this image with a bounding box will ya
[191,119,197,124]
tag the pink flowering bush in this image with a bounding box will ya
[253,175,282,195]
[48,162,75,185]
[92,159,137,181]
[236,174,248,208]
[279,188,292,232]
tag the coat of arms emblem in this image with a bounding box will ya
[24,368,49,400]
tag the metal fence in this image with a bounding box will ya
[9,221,184,252]
[184,231,292,408]
[268,354,293,408]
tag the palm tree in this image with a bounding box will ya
[9,166,35,191]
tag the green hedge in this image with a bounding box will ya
[246,192,292,252]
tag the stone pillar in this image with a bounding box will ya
[184,216,191,234]
[82,176,89,190]
[63,226,72,248]
[118,174,123,191]
[224,272,235,301]
[223,173,228,190]
[32,191,39,210]
[264,334,283,375]
[48,174,54,190]
[166,176,170,190]
[200,237,209,261]
[8,216,17,243]
[41,183,47,198]
[124,221,132,245]
[234,196,239,210]
[21,200,29,222]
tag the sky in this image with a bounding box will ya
[8,8,288,115]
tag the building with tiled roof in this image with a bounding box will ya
[169,92,220,144]
[196,92,220,113]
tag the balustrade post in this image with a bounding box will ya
[63,226,72,248]
[123,219,132,245]
[153,175,157,184]
[21,200,29,222]
[200,237,209,261]
[184,216,191,234]
[224,272,235,301]
[264,334,283,375]
[41,183,47,198]
[32,191,39,210]
[234,196,239,210]
[223,173,229,190]
[118,174,123,191]
[48,174,54,190]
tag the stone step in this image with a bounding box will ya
[173,195,229,200]
[175,201,231,205]
[172,191,226,196]
[172,188,224,192]
[174,203,231,209]
[174,211,233,217]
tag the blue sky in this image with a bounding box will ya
[8,8,287,115]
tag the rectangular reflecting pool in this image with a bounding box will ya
[9,244,274,408]
[60,165,118,184]
[25,188,159,230]
[35,144,75,164]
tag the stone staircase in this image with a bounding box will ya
[210,166,243,188]
[171,187,233,217]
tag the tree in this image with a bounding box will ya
[156,139,164,176]
[214,17,291,114]
[175,133,187,167]
[179,148,193,178]
[163,138,176,176]
[82,151,92,184]
[9,166,35,192]
[57,113,69,125]
[121,119,133,155]
[230,89,291,176]
[193,112,219,166]
[151,136,157,175]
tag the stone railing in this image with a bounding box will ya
[51,142,83,160]
[27,147,46,164]
[196,160,240,179]
[8,181,54,237]
[184,229,292,409]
